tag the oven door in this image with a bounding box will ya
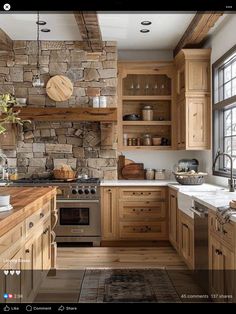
[55,200,100,237]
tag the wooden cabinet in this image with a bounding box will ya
[0,123,17,149]
[101,187,118,240]
[175,49,211,150]
[42,217,51,272]
[178,210,194,269]
[168,188,178,250]
[118,62,175,151]
[101,186,168,243]
[208,210,236,301]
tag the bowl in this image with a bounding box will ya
[152,137,162,146]
[123,114,141,121]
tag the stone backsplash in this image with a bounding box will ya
[0,40,118,179]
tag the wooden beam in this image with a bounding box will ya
[74,11,103,52]
[174,12,223,56]
[15,107,117,122]
[0,28,13,51]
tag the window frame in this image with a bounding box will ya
[213,44,236,178]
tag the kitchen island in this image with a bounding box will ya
[0,187,57,303]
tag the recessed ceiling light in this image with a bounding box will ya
[141,21,152,26]
[36,20,46,25]
[41,28,51,33]
[140,29,150,33]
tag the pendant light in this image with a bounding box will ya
[32,12,44,87]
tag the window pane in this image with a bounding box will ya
[233,108,236,135]
[224,109,232,136]
[232,78,236,96]
[218,69,224,86]
[232,62,236,78]
[224,65,231,82]
[224,81,232,99]
[232,136,236,155]
[224,137,232,155]
[219,86,224,101]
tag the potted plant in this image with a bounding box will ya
[0,93,27,134]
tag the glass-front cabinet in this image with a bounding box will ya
[118,62,175,150]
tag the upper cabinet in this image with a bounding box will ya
[118,62,175,151]
[175,49,211,150]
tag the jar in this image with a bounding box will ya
[145,168,155,180]
[143,134,152,146]
[136,137,141,146]
[132,138,137,146]
[92,96,99,108]
[155,169,166,180]
[142,105,153,121]
[99,96,107,108]
[128,138,132,146]
[123,133,128,146]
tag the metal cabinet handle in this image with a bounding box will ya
[133,208,136,212]
[29,222,34,229]
[25,249,30,253]
[182,223,189,229]
[40,213,44,219]
[222,229,228,235]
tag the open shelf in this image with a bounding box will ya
[122,95,171,101]
[122,121,172,126]
[121,146,172,150]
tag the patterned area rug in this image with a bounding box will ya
[78,268,181,303]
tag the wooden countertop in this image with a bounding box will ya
[0,187,57,237]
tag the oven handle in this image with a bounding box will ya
[190,206,208,218]
[57,200,99,203]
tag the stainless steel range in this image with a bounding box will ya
[12,177,101,246]
[55,178,101,246]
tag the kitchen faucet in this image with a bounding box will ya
[212,150,236,192]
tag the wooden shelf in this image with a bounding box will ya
[122,95,171,101]
[121,145,172,150]
[15,107,117,122]
[122,121,172,126]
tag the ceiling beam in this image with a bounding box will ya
[0,28,13,51]
[74,11,103,52]
[174,12,223,56]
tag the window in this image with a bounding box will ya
[213,45,236,177]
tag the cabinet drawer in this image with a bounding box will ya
[0,223,24,256]
[25,202,50,236]
[209,213,234,249]
[119,187,166,201]
[119,221,167,240]
[119,201,166,220]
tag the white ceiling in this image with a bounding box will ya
[0,13,82,40]
[97,13,196,50]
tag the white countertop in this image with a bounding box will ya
[101,179,175,186]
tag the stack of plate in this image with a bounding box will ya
[0,195,12,212]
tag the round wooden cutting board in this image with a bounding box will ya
[46,75,73,101]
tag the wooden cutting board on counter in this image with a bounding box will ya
[121,163,145,180]
[117,155,135,179]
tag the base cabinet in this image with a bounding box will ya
[101,186,168,243]
[168,188,179,250]
[178,210,194,269]
[209,210,236,302]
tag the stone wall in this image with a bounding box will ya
[0,41,118,179]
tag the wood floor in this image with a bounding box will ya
[35,246,208,303]
[57,245,186,269]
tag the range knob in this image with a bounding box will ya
[72,189,77,195]
[91,188,96,194]
[78,189,84,194]
[84,189,90,195]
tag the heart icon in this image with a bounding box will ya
[3,270,9,276]
[10,270,14,275]
[16,270,21,275]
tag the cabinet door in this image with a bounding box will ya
[42,218,51,272]
[221,244,235,300]
[187,60,209,92]
[23,240,34,302]
[179,212,194,269]
[177,99,186,149]
[101,187,118,240]
[0,124,17,149]
[209,235,223,297]
[168,189,178,250]
[187,96,210,149]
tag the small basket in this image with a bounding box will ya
[53,169,75,180]
[174,173,207,185]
